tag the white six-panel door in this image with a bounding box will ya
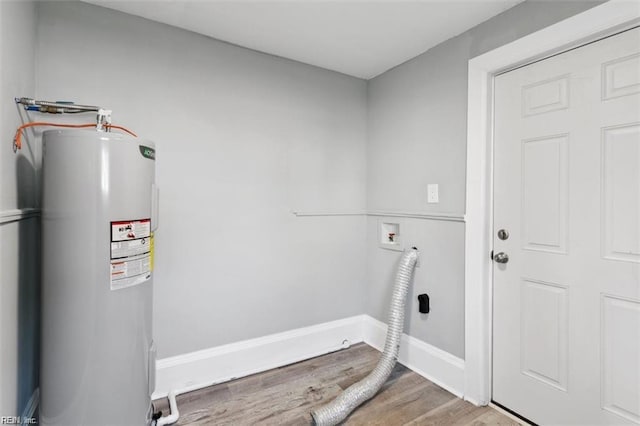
[493,27,640,425]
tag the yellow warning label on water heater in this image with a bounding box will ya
[150,232,154,271]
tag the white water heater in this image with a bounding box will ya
[40,130,157,425]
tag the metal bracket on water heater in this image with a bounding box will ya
[97,108,113,132]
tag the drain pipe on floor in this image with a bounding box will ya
[311,248,419,426]
[154,391,180,426]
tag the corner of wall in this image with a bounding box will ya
[0,0,39,417]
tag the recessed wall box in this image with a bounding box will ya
[379,221,402,251]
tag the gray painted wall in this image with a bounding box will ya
[0,0,39,417]
[35,2,368,359]
[366,0,604,358]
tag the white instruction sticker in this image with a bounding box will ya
[110,219,152,290]
[111,219,151,242]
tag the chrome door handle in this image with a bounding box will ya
[494,252,509,264]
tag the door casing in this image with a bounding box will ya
[463,0,640,406]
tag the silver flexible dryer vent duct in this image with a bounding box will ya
[311,248,419,426]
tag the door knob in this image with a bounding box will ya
[494,252,509,264]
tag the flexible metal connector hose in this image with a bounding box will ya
[310,248,419,426]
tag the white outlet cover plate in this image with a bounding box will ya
[427,184,439,203]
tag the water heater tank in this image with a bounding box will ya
[40,130,157,425]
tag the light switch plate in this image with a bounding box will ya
[427,184,439,203]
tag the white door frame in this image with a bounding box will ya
[463,0,640,406]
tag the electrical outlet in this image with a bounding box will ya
[427,184,439,203]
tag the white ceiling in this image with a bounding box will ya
[82,0,524,79]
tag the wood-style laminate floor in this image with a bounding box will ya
[154,343,519,425]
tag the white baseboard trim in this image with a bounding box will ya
[464,396,486,407]
[20,387,39,426]
[152,315,366,399]
[362,316,465,399]
[153,315,465,402]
